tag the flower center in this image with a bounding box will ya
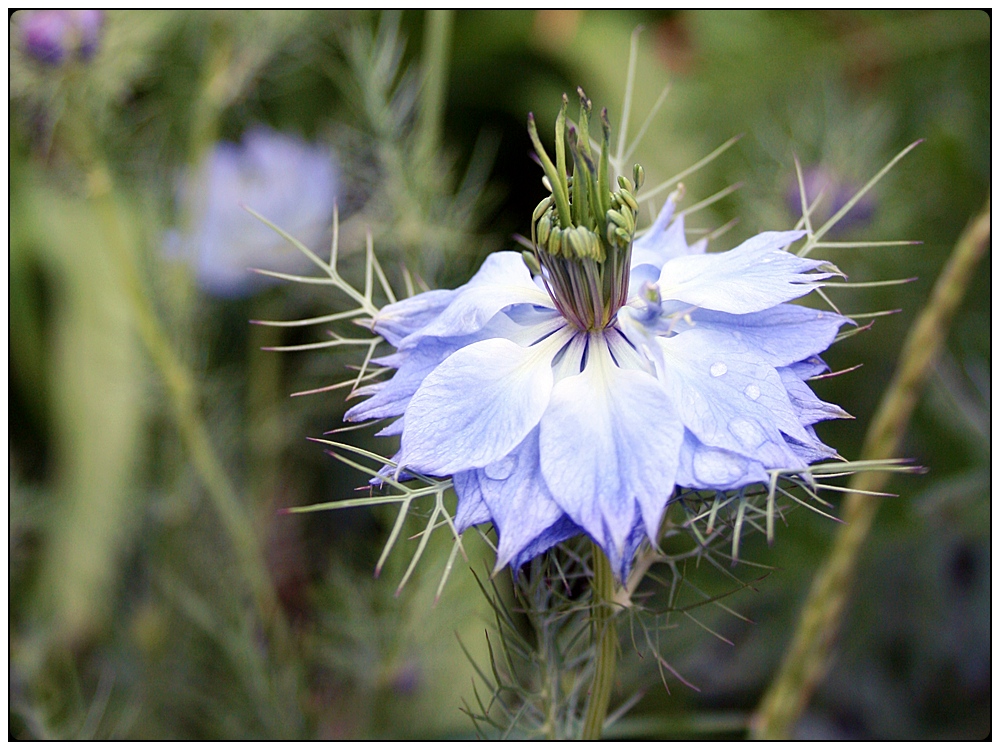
[526,89,644,332]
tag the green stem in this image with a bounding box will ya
[414,9,453,167]
[750,199,991,740]
[84,157,289,655]
[581,544,618,740]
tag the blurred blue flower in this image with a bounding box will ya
[348,195,850,579]
[786,165,875,233]
[165,128,338,298]
[18,10,103,66]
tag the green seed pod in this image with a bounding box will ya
[615,227,632,245]
[617,174,634,192]
[521,250,541,275]
[633,164,645,191]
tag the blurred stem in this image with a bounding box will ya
[414,9,453,167]
[189,28,233,165]
[751,198,991,740]
[248,293,283,514]
[581,544,617,740]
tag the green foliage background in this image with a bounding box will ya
[9,10,990,739]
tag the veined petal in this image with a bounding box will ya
[630,198,707,298]
[675,430,769,491]
[508,514,584,574]
[399,330,570,476]
[785,424,838,463]
[348,310,565,425]
[539,334,683,556]
[344,337,464,423]
[474,429,568,571]
[453,470,492,531]
[657,327,813,469]
[657,230,831,314]
[399,252,553,347]
[778,367,853,424]
[677,305,851,368]
[603,521,650,583]
[371,289,457,347]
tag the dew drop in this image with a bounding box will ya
[710,362,728,377]
[484,454,517,481]
[744,383,761,401]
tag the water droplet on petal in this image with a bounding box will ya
[484,454,517,481]
[744,384,761,400]
[710,362,727,377]
[729,418,765,449]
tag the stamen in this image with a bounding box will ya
[528,90,644,331]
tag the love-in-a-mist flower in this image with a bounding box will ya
[347,93,851,580]
[17,10,103,66]
[165,127,338,298]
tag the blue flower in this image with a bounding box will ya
[17,10,103,66]
[785,165,875,234]
[165,128,338,298]
[346,97,850,580]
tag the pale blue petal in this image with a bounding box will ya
[657,230,832,314]
[399,252,553,346]
[788,356,829,379]
[604,521,650,583]
[539,335,683,557]
[657,328,813,469]
[374,419,403,437]
[778,367,853,424]
[626,262,661,298]
[784,425,838,463]
[474,429,567,570]
[631,195,678,263]
[675,431,769,490]
[399,331,570,475]
[344,337,464,423]
[371,289,457,347]
[632,197,706,268]
[678,305,851,367]
[349,310,565,425]
[630,197,707,298]
[508,514,584,574]
[453,470,492,531]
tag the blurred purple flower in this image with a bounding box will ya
[165,128,339,298]
[18,10,103,66]
[786,166,875,234]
